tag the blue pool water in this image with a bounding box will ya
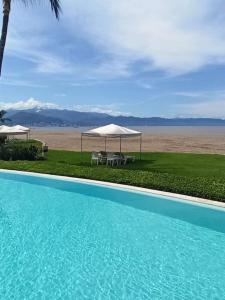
[0,172,225,299]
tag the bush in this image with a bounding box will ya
[0,144,40,161]
[0,135,7,145]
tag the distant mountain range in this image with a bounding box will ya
[5,109,225,127]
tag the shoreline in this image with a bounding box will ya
[30,127,225,154]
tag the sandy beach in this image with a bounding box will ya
[29,126,225,154]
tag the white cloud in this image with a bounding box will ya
[173,89,225,99]
[0,98,59,110]
[87,59,131,79]
[136,81,152,89]
[6,0,225,79]
[0,78,45,88]
[7,31,71,74]
[173,91,203,98]
[176,98,225,118]
[2,96,225,118]
[6,5,72,75]
[0,98,128,116]
[63,0,225,75]
[54,93,67,97]
[73,104,129,116]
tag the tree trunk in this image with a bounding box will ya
[0,0,11,76]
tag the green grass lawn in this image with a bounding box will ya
[0,150,225,202]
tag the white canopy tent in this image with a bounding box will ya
[81,124,142,159]
[13,125,30,132]
[0,125,30,139]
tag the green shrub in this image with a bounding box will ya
[0,145,11,160]
[0,144,40,161]
[0,136,7,145]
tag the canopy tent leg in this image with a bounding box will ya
[119,136,122,154]
[139,134,142,160]
[80,134,83,154]
[104,137,107,152]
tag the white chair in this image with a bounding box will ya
[124,155,135,163]
[107,153,120,166]
[91,152,100,165]
[98,151,107,164]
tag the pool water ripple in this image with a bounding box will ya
[0,172,225,299]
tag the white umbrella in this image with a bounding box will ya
[81,124,142,158]
[83,124,141,138]
[12,125,30,132]
[0,125,29,137]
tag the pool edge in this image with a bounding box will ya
[1,168,225,210]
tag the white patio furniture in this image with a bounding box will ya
[97,151,106,164]
[106,153,120,166]
[91,152,100,165]
[124,155,136,164]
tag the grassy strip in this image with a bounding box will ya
[0,150,225,201]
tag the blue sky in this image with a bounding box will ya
[1,0,225,117]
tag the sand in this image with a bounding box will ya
[30,127,225,154]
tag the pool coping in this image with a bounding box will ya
[1,168,225,210]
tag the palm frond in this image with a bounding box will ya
[20,0,62,19]
[0,110,10,123]
[49,0,61,19]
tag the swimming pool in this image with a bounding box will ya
[0,171,225,299]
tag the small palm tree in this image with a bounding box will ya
[0,110,9,145]
[0,110,10,123]
[0,0,61,76]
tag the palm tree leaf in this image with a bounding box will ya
[49,0,61,19]
[20,0,61,19]
[0,110,10,123]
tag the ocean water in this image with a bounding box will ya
[0,172,225,299]
[32,125,225,136]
